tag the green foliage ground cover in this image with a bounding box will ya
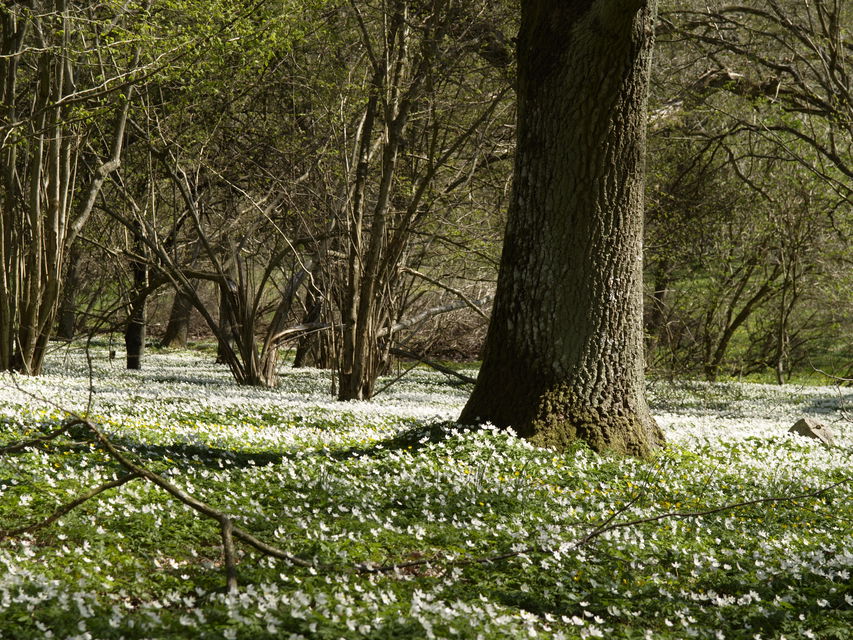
[0,347,850,639]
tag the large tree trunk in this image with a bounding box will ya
[459,0,664,457]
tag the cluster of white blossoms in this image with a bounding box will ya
[0,345,849,639]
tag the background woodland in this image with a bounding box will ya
[2,0,850,390]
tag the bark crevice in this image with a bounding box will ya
[458,0,662,458]
[528,384,664,457]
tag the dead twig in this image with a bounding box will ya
[0,472,142,540]
[400,267,489,320]
[812,366,853,384]
[355,477,851,575]
[75,417,316,570]
[389,346,477,385]
[0,424,73,454]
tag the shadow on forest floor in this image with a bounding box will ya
[3,419,462,471]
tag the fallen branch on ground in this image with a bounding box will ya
[389,346,477,385]
[1,413,848,592]
[355,476,851,574]
[0,472,142,541]
[0,425,73,454]
[1,415,315,593]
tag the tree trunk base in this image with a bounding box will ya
[528,385,664,457]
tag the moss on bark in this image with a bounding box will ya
[528,385,664,458]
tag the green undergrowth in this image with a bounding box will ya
[0,348,850,639]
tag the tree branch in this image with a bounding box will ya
[3,409,847,592]
[377,295,494,338]
[389,346,477,384]
[0,472,141,540]
[401,267,489,320]
[0,424,72,454]
[355,477,850,574]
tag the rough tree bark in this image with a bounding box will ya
[459,0,665,456]
[57,243,82,340]
[159,288,193,349]
[124,233,148,371]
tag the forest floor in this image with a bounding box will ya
[0,344,850,639]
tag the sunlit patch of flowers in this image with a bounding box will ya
[0,344,850,639]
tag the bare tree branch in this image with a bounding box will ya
[401,267,489,320]
[0,472,141,540]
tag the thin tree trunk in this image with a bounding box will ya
[216,282,236,366]
[774,257,800,385]
[125,230,148,370]
[293,273,325,368]
[460,0,664,457]
[703,265,780,381]
[160,287,193,349]
[124,297,146,370]
[57,242,81,341]
[645,258,671,364]
[258,261,312,383]
[0,3,135,375]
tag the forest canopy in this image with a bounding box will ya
[1,0,849,388]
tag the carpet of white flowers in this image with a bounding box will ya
[0,344,850,640]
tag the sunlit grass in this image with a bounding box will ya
[0,345,850,639]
